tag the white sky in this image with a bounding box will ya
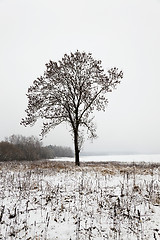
[0,0,160,154]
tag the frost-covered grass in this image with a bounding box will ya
[0,161,160,240]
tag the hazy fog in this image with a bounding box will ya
[0,0,160,154]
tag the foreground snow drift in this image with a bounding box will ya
[0,161,160,240]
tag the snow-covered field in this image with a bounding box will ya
[55,154,160,163]
[0,160,160,240]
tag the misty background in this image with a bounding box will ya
[0,0,160,154]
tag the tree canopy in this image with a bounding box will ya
[21,51,123,165]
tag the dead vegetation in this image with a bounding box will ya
[0,160,159,174]
[0,160,160,239]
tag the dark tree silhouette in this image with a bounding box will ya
[21,51,123,166]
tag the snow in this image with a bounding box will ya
[54,154,160,163]
[0,159,160,239]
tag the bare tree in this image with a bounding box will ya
[21,51,123,166]
[4,134,43,161]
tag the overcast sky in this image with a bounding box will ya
[0,0,160,154]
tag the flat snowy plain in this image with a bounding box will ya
[0,155,160,240]
[56,154,160,163]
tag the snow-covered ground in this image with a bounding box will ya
[0,160,160,240]
[54,154,160,163]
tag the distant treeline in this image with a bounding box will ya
[0,134,73,161]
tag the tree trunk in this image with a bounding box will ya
[74,130,80,166]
